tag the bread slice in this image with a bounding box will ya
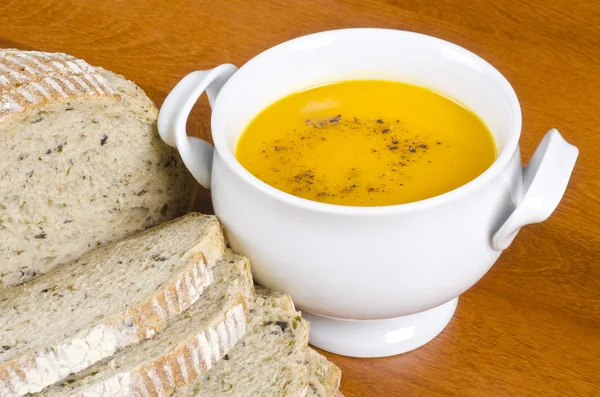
[305,349,341,397]
[0,49,196,288]
[38,251,254,397]
[0,213,224,396]
[173,286,311,397]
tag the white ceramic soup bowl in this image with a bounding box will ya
[158,28,578,358]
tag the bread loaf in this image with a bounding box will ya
[305,348,341,397]
[0,213,224,396]
[174,286,311,396]
[0,49,196,288]
[37,251,253,397]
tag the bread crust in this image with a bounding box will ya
[63,297,248,397]
[0,50,120,124]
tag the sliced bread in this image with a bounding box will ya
[0,213,224,396]
[305,349,341,397]
[0,49,196,288]
[38,251,254,397]
[173,286,311,397]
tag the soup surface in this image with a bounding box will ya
[236,80,496,206]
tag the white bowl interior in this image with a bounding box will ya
[213,28,519,164]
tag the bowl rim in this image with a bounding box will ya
[211,28,522,215]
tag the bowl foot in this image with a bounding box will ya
[302,298,458,358]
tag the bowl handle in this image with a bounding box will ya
[157,64,238,189]
[492,129,578,251]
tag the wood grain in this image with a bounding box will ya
[1,0,598,395]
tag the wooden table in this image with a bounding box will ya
[1,0,598,395]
